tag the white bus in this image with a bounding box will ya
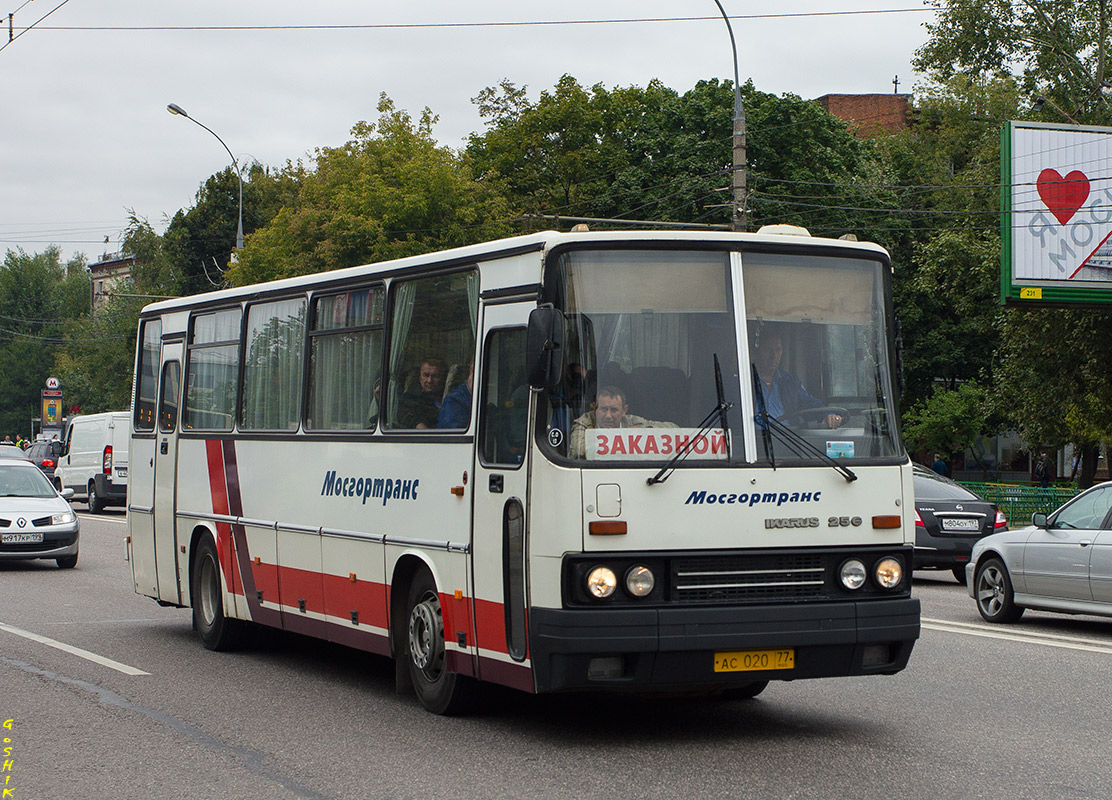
[127,228,919,714]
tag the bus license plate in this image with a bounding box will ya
[714,648,794,673]
[2,532,44,544]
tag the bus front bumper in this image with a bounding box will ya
[528,598,920,694]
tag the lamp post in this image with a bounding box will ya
[712,0,746,231]
[167,103,244,249]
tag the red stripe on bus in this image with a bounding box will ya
[322,572,389,629]
[473,597,507,652]
[203,439,240,595]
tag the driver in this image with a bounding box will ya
[752,330,842,429]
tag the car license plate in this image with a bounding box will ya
[941,518,979,531]
[714,648,794,672]
[1,532,44,544]
[116,468,128,477]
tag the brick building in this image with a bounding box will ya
[814,93,912,136]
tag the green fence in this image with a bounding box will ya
[958,482,1078,525]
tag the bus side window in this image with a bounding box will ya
[385,270,477,431]
[480,328,528,466]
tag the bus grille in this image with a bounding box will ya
[672,553,827,604]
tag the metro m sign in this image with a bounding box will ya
[1002,120,1112,305]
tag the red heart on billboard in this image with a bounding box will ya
[1037,168,1090,225]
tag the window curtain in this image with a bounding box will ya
[242,298,306,430]
[387,281,417,425]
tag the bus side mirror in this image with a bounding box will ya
[526,306,565,389]
[1032,512,1048,528]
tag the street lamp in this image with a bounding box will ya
[1032,95,1079,125]
[167,102,244,249]
[711,0,746,231]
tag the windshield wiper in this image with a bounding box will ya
[752,364,776,470]
[648,354,733,486]
[756,412,858,483]
[751,364,855,482]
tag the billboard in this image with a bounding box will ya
[1001,120,1112,305]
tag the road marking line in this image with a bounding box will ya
[922,615,1112,646]
[75,513,127,524]
[922,620,1112,655]
[0,621,149,676]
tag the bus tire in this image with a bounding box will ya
[404,569,476,715]
[87,482,103,514]
[192,535,242,651]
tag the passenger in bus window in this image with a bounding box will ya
[568,385,676,459]
[398,357,446,429]
[438,361,473,429]
[751,330,842,429]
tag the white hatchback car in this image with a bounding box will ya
[968,481,1112,623]
[0,457,80,568]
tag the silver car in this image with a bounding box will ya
[0,457,80,569]
[968,481,1112,623]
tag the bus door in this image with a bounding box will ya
[153,341,184,605]
[472,303,533,686]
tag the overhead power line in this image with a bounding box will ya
[0,0,72,53]
[5,7,934,35]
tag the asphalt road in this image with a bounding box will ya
[3,511,1112,800]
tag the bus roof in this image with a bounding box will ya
[138,228,890,316]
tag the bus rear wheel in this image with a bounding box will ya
[404,569,476,715]
[192,535,243,651]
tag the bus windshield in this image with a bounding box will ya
[541,246,902,466]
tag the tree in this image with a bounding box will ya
[916,0,1112,125]
[125,163,290,298]
[0,247,89,436]
[902,383,994,475]
[228,95,513,286]
[53,292,144,416]
[466,75,887,236]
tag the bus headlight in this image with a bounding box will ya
[625,565,655,597]
[586,566,617,599]
[874,557,904,589]
[839,559,867,590]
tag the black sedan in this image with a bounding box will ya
[913,465,1007,582]
[25,439,63,483]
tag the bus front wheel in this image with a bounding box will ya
[192,535,243,651]
[404,569,476,715]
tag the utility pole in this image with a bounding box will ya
[713,1,746,231]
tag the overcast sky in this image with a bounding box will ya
[0,1,937,265]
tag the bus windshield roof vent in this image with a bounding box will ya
[756,224,811,237]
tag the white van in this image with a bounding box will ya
[55,412,129,513]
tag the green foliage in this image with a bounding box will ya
[126,164,291,297]
[902,382,992,455]
[0,247,90,436]
[229,95,513,286]
[53,293,143,415]
[879,76,1021,410]
[124,214,178,296]
[466,76,886,237]
[994,307,1112,448]
[915,0,1112,124]
[912,3,1112,461]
